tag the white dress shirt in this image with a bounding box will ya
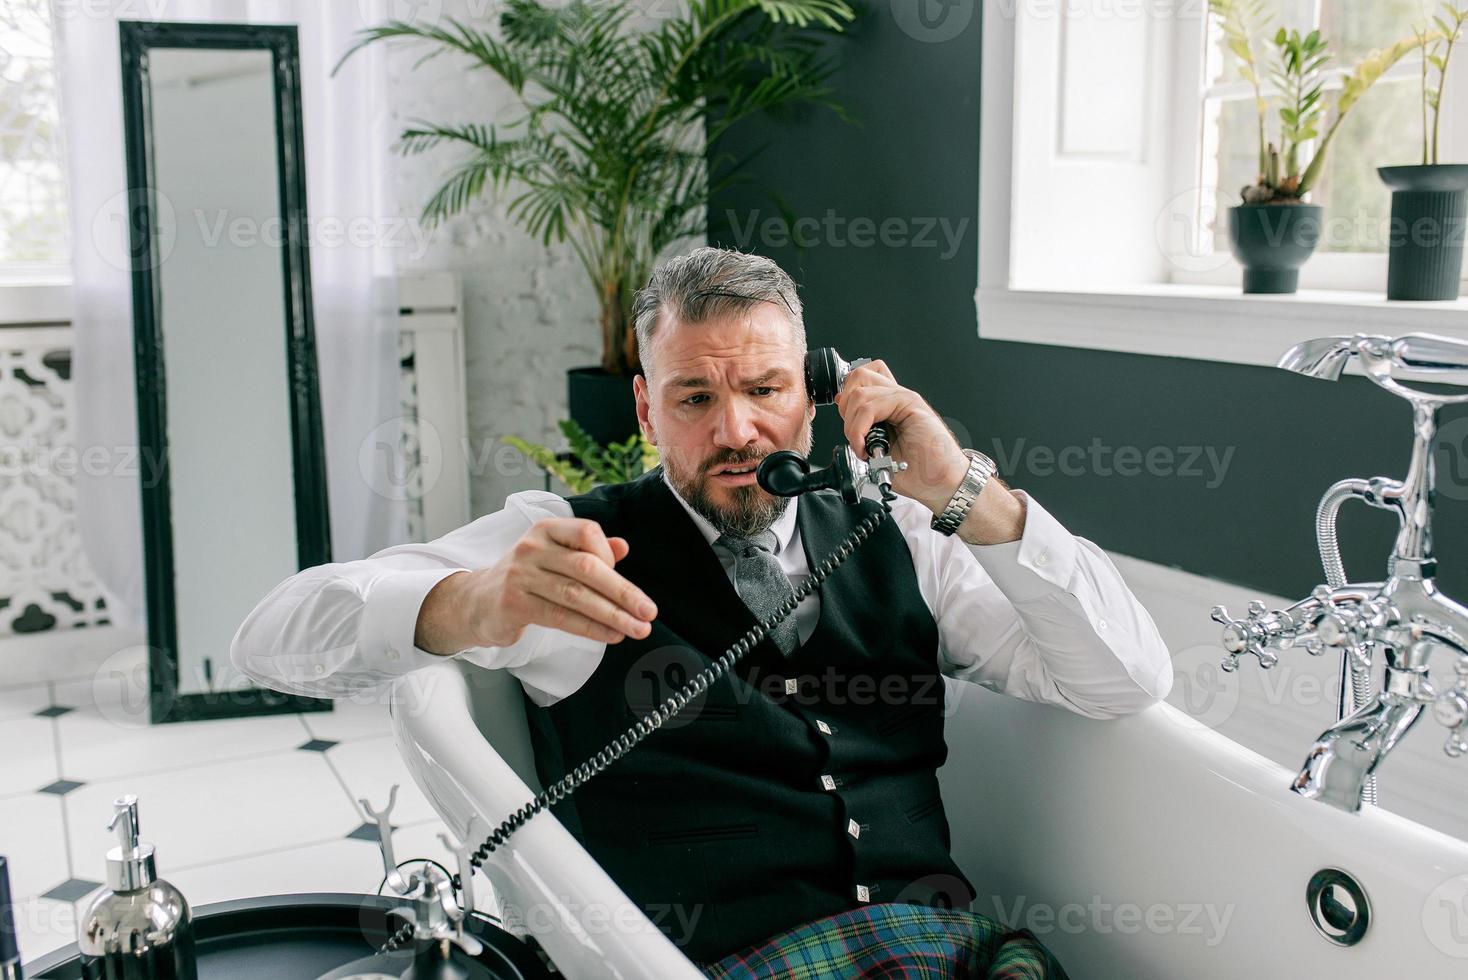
[231,470,1174,719]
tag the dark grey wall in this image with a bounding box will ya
[708,2,1468,601]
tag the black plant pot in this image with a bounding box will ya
[1227,203,1323,294]
[1379,164,1468,301]
[567,366,641,447]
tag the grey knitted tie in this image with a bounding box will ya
[716,529,799,656]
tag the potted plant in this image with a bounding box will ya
[504,419,660,493]
[337,0,853,445]
[1380,5,1468,301]
[1210,1,1420,293]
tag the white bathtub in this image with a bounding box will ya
[392,654,1468,978]
[941,680,1468,977]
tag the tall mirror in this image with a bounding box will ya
[119,21,332,722]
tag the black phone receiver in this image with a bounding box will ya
[756,348,903,504]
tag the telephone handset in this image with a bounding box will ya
[396,349,900,948]
[756,348,908,503]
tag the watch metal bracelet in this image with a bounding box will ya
[931,449,996,536]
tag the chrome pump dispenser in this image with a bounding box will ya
[77,796,197,980]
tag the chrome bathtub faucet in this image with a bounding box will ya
[1211,333,1468,814]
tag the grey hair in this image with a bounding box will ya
[632,246,805,378]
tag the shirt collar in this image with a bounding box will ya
[661,466,799,554]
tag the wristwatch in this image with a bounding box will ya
[930,449,997,536]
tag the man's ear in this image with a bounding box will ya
[634,373,656,444]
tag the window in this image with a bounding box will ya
[0,0,69,281]
[1190,0,1465,277]
[981,0,1468,369]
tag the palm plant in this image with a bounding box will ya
[1209,0,1421,203]
[335,0,854,376]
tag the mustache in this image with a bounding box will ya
[704,449,769,473]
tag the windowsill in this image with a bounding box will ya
[0,279,73,325]
[976,283,1468,376]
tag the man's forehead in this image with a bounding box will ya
[650,306,801,387]
[665,365,796,389]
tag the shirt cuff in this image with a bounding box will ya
[359,567,473,677]
[965,489,1079,602]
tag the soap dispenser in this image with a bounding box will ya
[77,796,197,980]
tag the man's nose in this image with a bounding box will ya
[711,396,760,449]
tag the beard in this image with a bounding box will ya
[664,416,815,540]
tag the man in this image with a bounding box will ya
[233,247,1172,977]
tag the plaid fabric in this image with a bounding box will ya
[698,902,1071,980]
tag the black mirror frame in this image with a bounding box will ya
[119,20,333,723]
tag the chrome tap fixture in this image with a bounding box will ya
[1211,332,1468,813]
[359,784,485,960]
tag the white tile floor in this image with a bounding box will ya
[0,653,473,968]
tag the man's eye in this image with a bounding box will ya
[752,387,776,396]
[683,393,709,406]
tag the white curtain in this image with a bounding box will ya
[54,0,408,632]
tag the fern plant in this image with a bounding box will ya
[1209,0,1422,203]
[336,0,854,376]
[503,419,660,493]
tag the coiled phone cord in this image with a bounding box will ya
[375,485,897,955]
[461,482,898,878]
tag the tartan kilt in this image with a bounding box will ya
[698,901,1072,980]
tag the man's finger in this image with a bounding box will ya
[542,517,615,567]
[543,548,658,621]
[521,590,628,645]
[527,568,652,640]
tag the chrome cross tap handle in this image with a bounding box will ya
[1211,602,1283,671]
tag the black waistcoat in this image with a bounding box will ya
[522,467,975,963]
